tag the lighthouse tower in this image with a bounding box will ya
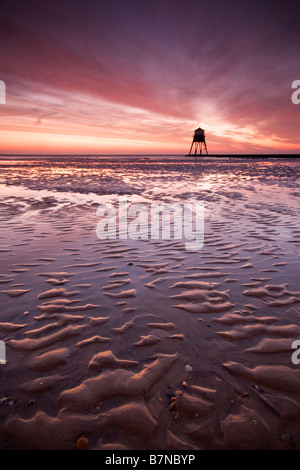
[188,127,208,156]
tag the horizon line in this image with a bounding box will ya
[1,153,300,158]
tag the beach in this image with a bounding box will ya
[0,155,300,450]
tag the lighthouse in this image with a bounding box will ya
[187,127,208,156]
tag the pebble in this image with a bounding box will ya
[76,437,89,450]
[185,365,192,372]
[26,399,36,406]
[281,433,294,450]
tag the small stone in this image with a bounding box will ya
[76,437,88,450]
[170,401,176,411]
[251,383,263,393]
[185,365,192,372]
[26,399,36,406]
[281,433,294,450]
[182,381,188,388]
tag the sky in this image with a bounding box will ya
[0,0,300,155]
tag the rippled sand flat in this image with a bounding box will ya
[0,156,299,450]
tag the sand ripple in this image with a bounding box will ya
[1,157,300,450]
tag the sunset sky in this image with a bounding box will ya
[0,0,299,155]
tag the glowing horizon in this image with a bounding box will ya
[0,0,299,155]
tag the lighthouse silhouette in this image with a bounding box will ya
[188,127,208,156]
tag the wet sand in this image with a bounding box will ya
[0,156,300,450]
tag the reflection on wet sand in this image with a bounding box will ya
[0,156,299,450]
